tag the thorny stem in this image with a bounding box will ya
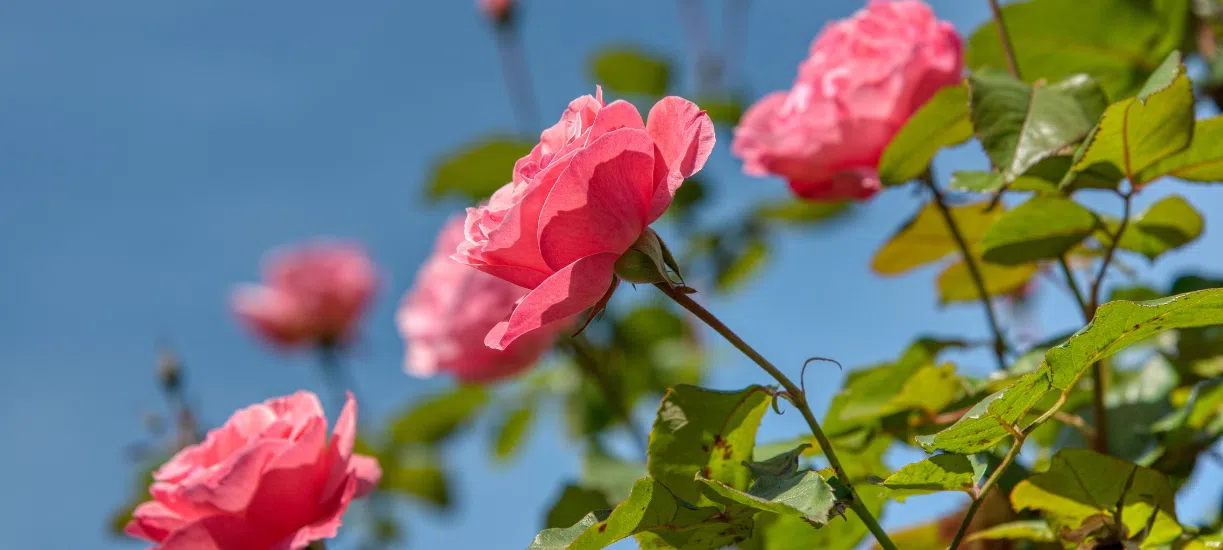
[654,283,898,550]
[987,0,1022,79]
[494,25,541,136]
[920,173,1009,371]
[562,336,649,457]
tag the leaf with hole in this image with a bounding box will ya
[647,385,771,505]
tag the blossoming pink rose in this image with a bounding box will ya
[232,242,378,350]
[398,215,563,382]
[732,0,962,201]
[455,88,714,350]
[126,391,381,550]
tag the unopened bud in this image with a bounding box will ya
[156,351,182,393]
[614,228,676,284]
[478,0,516,28]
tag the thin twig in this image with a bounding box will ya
[655,283,897,550]
[987,0,1022,79]
[948,438,1024,550]
[494,25,540,136]
[1089,191,1134,315]
[562,336,649,457]
[1058,256,1091,321]
[1084,191,1132,455]
[920,173,1009,371]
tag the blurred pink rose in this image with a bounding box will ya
[732,0,962,201]
[479,0,514,24]
[232,242,378,351]
[398,216,562,382]
[455,88,714,350]
[126,391,381,550]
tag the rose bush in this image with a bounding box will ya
[732,0,961,201]
[454,88,714,349]
[232,242,378,350]
[398,215,563,382]
[126,391,380,550]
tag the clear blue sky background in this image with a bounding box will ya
[1,1,1221,548]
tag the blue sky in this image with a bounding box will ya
[1,0,1221,548]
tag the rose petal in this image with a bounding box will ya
[349,454,382,498]
[537,128,654,270]
[583,100,646,146]
[485,252,619,350]
[125,501,188,543]
[645,96,715,221]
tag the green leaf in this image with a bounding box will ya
[881,454,978,500]
[426,137,533,201]
[747,444,812,478]
[1045,289,1223,390]
[1135,116,1223,185]
[754,200,851,225]
[716,238,769,292]
[872,201,1000,275]
[647,385,771,505]
[589,46,671,97]
[1069,52,1195,180]
[937,259,1038,303]
[968,71,1105,181]
[380,458,451,508]
[965,0,1190,99]
[697,470,841,526]
[390,385,488,446]
[1098,194,1204,261]
[965,520,1056,543]
[582,448,646,504]
[835,339,963,424]
[915,371,1053,454]
[493,405,534,461]
[1011,448,1182,545]
[528,479,751,550]
[545,485,613,529]
[947,170,1057,194]
[878,84,973,186]
[980,195,1099,265]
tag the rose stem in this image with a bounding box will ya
[655,283,897,550]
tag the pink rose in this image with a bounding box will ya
[125,391,381,550]
[732,0,962,201]
[454,88,714,350]
[232,242,378,351]
[398,215,563,382]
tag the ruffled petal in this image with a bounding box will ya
[537,128,654,270]
[485,252,619,350]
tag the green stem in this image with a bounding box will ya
[562,336,649,457]
[920,173,1009,371]
[947,438,1024,550]
[1058,256,1091,320]
[306,541,326,550]
[654,283,897,550]
[1084,191,1131,455]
